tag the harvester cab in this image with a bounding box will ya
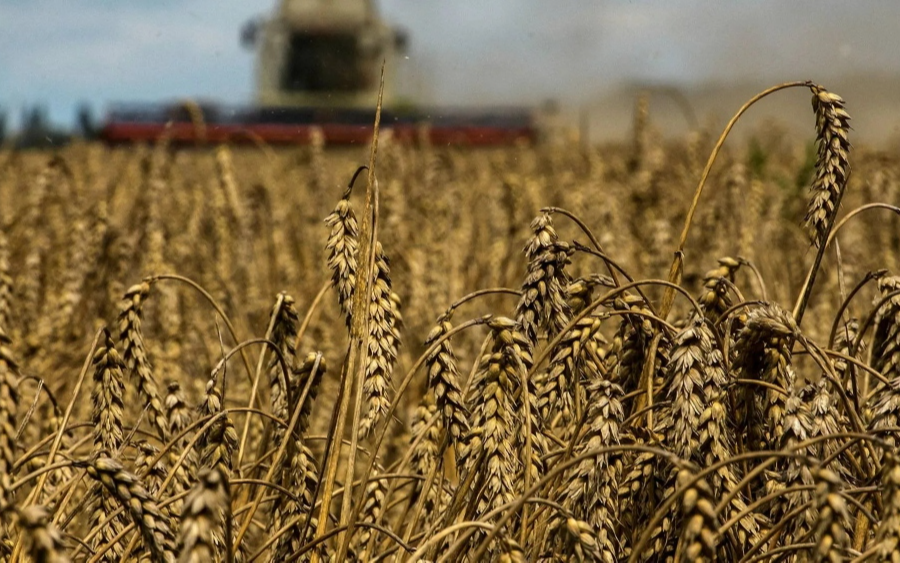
[244,0,407,108]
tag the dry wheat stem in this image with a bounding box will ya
[29,328,103,510]
[661,80,812,318]
[338,317,492,560]
[149,274,256,389]
[236,293,284,469]
[232,354,322,550]
[828,269,887,348]
[323,74,385,562]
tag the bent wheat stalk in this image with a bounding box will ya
[660,80,812,318]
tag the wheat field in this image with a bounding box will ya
[1,83,900,562]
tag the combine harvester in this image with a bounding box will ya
[100,0,539,146]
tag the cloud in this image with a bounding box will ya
[0,0,260,124]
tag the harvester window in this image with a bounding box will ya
[282,33,363,92]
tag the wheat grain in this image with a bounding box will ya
[734,304,798,450]
[676,469,719,562]
[324,195,359,319]
[697,257,741,322]
[811,467,849,563]
[556,377,623,561]
[87,456,177,563]
[353,471,386,560]
[408,391,441,511]
[464,317,521,519]
[424,313,470,453]
[359,240,403,436]
[177,467,229,563]
[0,230,11,332]
[515,213,572,350]
[872,275,900,382]
[805,86,851,248]
[118,281,169,442]
[0,327,19,508]
[18,505,71,563]
[876,451,900,561]
[87,330,129,561]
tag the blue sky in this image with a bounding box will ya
[2,1,900,129]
